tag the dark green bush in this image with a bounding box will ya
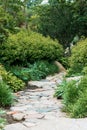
[69,38,87,74]
[9,61,59,82]
[0,29,63,66]
[0,81,13,107]
[0,64,25,92]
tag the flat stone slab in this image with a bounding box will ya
[28,81,56,89]
[25,113,45,119]
[22,122,36,128]
[66,76,83,82]
[29,118,87,130]
[35,106,59,113]
[12,113,25,121]
[4,123,28,130]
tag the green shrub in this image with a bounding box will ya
[0,29,63,66]
[60,57,69,69]
[71,90,87,118]
[66,68,81,77]
[9,60,59,82]
[0,81,13,107]
[0,64,25,92]
[62,80,79,112]
[54,80,67,99]
[0,7,15,44]
[82,66,87,75]
[57,75,87,118]
[72,76,87,118]
[27,60,59,81]
[69,38,87,74]
[9,66,30,82]
[78,76,87,93]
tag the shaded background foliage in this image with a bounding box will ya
[0,0,87,48]
[29,0,87,48]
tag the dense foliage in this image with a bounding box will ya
[0,64,25,92]
[0,0,87,48]
[36,3,74,48]
[0,7,14,44]
[0,30,63,66]
[30,0,87,48]
[54,80,67,99]
[55,75,87,118]
[8,60,59,82]
[82,66,87,75]
[0,0,26,28]
[0,81,13,107]
[68,38,87,75]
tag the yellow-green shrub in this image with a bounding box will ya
[82,66,87,75]
[0,29,63,65]
[69,38,87,74]
[0,64,25,92]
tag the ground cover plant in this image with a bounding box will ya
[7,60,59,82]
[54,80,67,99]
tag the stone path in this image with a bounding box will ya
[4,73,87,130]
